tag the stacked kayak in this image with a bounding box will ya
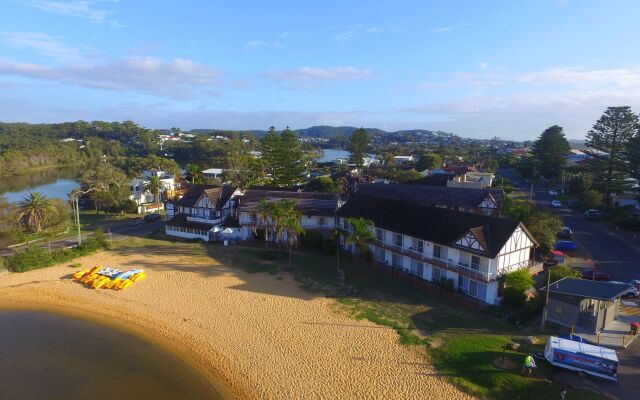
[72,266,146,290]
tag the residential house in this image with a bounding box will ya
[238,190,340,241]
[446,172,495,189]
[129,170,176,214]
[354,184,503,216]
[566,149,589,165]
[202,168,225,179]
[165,185,242,241]
[393,155,414,166]
[338,193,541,305]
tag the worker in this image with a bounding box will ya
[560,385,567,400]
[522,353,536,376]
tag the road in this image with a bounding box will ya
[0,219,164,258]
[498,168,640,282]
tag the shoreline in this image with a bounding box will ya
[0,243,474,399]
[0,293,244,399]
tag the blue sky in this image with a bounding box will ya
[1,1,639,140]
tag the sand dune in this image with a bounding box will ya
[0,245,474,399]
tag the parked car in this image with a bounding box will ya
[585,209,604,220]
[555,241,577,251]
[551,200,562,208]
[557,227,573,239]
[581,269,611,281]
[143,213,162,223]
[609,281,639,298]
[548,189,559,196]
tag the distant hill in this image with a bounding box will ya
[188,125,453,140]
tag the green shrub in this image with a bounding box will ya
[548,264,581,283]
[8,246,54,272]
[508,295,544,325]
[502,287,527,308]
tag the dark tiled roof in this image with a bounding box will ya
[240,189,339,216]
[542,278,633,301]
[165,214,214,231]
[177,185,238,210]
[337,193,520,257]
[354,183,503,209]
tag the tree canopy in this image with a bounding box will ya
[349,128,369,169]
[532,125,570,178]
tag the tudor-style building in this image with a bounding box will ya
[237,190,340,240]
[354,184,503,216]
[338,192,541,305]
[165,185,243,241]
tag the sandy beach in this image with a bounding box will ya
[0,242,474,399]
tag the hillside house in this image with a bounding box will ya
[165,185,242,241]
[129,170,176,214]
[338,193,541,305]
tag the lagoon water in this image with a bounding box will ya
[1,167,82,203]
[0,310,221,400]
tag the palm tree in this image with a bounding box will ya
[252,198,273,247]
[344,217,375,264]
[145,175,163,212]
[272,199,304,269]
[186,164,201,184]
[16,192,58,232]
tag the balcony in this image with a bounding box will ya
[186,215,222,225]
[371,239,494,282]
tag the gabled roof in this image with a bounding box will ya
[541,278,633,301]
[177,185,238,211]
[240,189,339,216]
[337,193,520,258]
[354,183,503,209]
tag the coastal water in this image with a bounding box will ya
[0,166,82,202]
[0,310,221,400]
[317,148,351,163]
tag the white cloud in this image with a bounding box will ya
[17,0,120,26]
[245,40,284,49]
[478,62,489,71]
[333,30,357,41]
[0,56,222,98]
[0,32,85,62]
[365,26,384,34]
[515,67,640,88]
[432,27,453,33]
[266,66,372,88]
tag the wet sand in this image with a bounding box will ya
[0,245,474,399]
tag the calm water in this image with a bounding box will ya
[0,310,221,400]
[1,167,82,203]
[316,149,351,163]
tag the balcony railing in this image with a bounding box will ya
[372,239,494,282]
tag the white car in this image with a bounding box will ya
[551,200,562,208]
[610,281,639,298]
[548,190,558,196]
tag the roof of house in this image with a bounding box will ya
[541,278,633,301]
[354,183,503,209]
[165,213,214,231]
[411,173,455,187]
[177,185,238,210]
[240,189,339,216]
[337,193,522,257]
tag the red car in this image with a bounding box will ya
[581,270,610,281]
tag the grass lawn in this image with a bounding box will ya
[111,238,605,400]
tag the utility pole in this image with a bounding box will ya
[530,183,534,201]
[541,268,551,332]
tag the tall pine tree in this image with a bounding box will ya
[277,127,304,186]
[531,125,570,179]
[586,107,638,202]
[349,128,369,170]
[262,126,281,183]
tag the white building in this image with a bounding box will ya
[337,193,541,305]
[130,170,176,214]
[165,185,243,241]
[393,155,414,165]
[202,168,225,179]
[237,190,340,241]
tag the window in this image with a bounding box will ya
[375,247,386,263]
[394,233,403,247]
[411,238,424,253]
[471,256,480,270]
[376,228,384,241]
[462,279,487,301]
[432,267,441,282]
[318,217,326,226]
[250,213,257,223]
[392,253,402,268]
[433,245,442,259]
